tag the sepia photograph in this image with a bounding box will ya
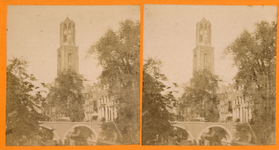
[143,5,277,146]
[6,5,140,146]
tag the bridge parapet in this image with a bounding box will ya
[172,122,255,145]
[40,121,102,144]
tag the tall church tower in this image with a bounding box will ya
[57,17,79,75]
[193,18,214,75]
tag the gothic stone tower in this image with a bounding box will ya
[57,17,79,75]
[193,18,214,75]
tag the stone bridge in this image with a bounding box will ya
[39,122,104,144]
[39,121,256,145]
[172,122,256,145]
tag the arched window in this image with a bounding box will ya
[204,54,207,69]
[68,23,71,30]
[199,35,203,43]
[64,24,67,30]
[199,24,203,43]
[68,53,72,69]
[63,24,67,43]
[58,52,61,70]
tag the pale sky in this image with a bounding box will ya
[7,5,140,88]
[143,5,277,97]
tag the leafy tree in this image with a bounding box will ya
[87,20,140,144]
[224,21,276,144]
[142,58,176,145]
[46,70,85,122]
[6,58,44,146]
[180,69,220,122]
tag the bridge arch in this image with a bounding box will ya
[173,125,196,143]
[196,125,233,145]
[39,125,61,142]
[62,124,99,145]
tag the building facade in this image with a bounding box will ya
[231,84,253,123]
[217,84,233,122]
[83,83,98,122]
[83,83,119,122]
[193,18,215,75]
[217,83,253,123]
[97,84,119,122]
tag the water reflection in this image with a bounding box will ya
[200,127,228,145]
[64,126,96,145]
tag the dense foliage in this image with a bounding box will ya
[224,21,276,144]
[180,69,220,122]
[142,58,176,145]
[88,20,140,144]
[6,58,44,146]
[46,70,85,122]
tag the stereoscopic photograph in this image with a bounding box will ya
[6,5,140,146]
[143,5,277,145]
